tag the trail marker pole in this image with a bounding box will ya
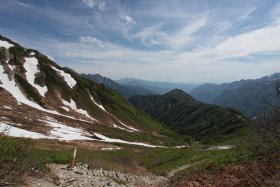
[71,147,77,170]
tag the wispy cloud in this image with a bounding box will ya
[1,0,280,83]
[80,36,104,47]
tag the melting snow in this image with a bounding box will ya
[51,66,76,88]
[0,65,59,115]
[41,118,94,141]
[2,105,12,110]
[62,99,97,121]
[23,57,48,96]
[101,147,122,151]
[61,106,70,112]
[112,124,133,132]
[94,133,164,148]
[0,40,14,49]
[0,122,50,139]
[89,94,106,111]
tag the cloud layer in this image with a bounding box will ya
[0,0,280,83]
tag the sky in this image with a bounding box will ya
[1,0,280,84]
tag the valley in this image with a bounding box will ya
[0,36,279,186]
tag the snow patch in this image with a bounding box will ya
[101,147,122,151]
[0,65,60,115]
[112,124,133,132]
[89,94,106,111]
[41,118,94,141]
[89,93,139,132]
[207,145,234,150]
[2,105,12,110]
[51,66,76,88]
[94,133,164,148]
[0,122,50,139]
[23,57,48,96]
[62,99,97,121]
[61,106,69,112]
[0,40,14,49]
[29,51,36,56]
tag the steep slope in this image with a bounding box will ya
[129,89,250,143]
[0,35,181,146]
[117,78,198,94]
[190,74,280,117]
[82,74,157,98]
[190,80,251,103]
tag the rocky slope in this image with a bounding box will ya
[0,35,180,146]
[129,89,250,143]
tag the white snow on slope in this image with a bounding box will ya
[2,105,12,110]
[101,147,122,151]
[89,94,106,111]
[89,93,140,132]
[51,66,76,88]
[0,122,50,139]
[112,124,133,132]
[41,118,94,141]
[62,99,97,121]
[23,57,48,96]
[0,65,59,115]
[61,106,69,112]
[0,40,14,48]
[94,133,164,148]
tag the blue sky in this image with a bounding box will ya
[1,0,280,83]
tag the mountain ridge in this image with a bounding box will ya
[0,35,182,146]
[129,89,250,143]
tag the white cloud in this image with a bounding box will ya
[98,1,106,11]
[132,16,207,49]
[120,15,136,25]
[82,0,105,11]
[80,36,103,47]
[82,0,95,8]
[176,23,280,63]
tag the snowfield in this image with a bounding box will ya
[0,40,14,48]
[0,65,59,115]
[0,122,50,139]
[62,99,97,121]
[23,57,48,96]
[41,118,94,141]
[94,133,165,148]
[51,66,76,88]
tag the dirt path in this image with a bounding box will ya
[166,159,206,178]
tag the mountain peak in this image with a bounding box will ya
[164,89,194,103]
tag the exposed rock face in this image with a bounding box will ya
[49,163,168,187]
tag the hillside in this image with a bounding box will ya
[129,89,250,143]
[117,78,198,94]
[0,35,183,146]
[190,74,280,117]
[190,80,251,104]
[82,74,157,98]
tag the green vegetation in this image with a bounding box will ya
[0,136,71,184]
[129,89,252,143]
[0,135,257,185]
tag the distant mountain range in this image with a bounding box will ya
[82,74,198,98]
[190,74,280,117]
[82,74,157,98]
[129,89,250,143]
[117,78,198,94]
